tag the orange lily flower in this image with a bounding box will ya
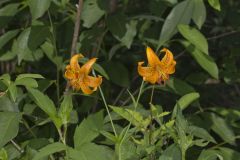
[138,46,176,84]
[65,54,102,94]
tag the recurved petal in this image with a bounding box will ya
[80,58,97,74]
[84,75,102,88]
[65,65,75,79]
[160,48,174,67]
[146,46,161,66]
[70,54,84,70]
[138,62,155,77]
[80,82,94,95]
[143,71,159,84]
[165,60,176,74]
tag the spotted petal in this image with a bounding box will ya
[160,48,174,67]
[80,58,97,74]
[70,54,84,70]
[84,75,102,88]
[146,46,161,66]
[80,82,94,95]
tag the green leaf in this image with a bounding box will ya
[218,147,240,160]
[107,13,127,39]
[107,14,137,48]
[208,0,221,11]
[8,83,18,102]
[27,87,57,120]
[192,0,206,29]
[32,142,67,160]
[159,0,194,46]
[181,41,219,79]
[28,25,51,50]
[0,3,20,27]
[102,61,130,87]
[119,20,137,48]
[198,149,222,160]
[0,51,16,61]
[159,144,181,160]
[210,113,235,145]
[15,74,44,81]
[14,77,38,88]
[109,106,150,129]
[28,0,51,20]
[58,94,73,124]
[187,126,216,143]
[178,24,208,54]
[0,112,21,148]
[74,111,104,149]
[81,0,105,28]
[0,148,8,160]
[69,143,114,160]
[0,29,19,49]
[0,95,17,112]
[174,92,200,110]
[12,28,40,64]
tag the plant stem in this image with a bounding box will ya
[47,10,60,106]
[10,140,24,153]
[98,85,117,137]
[70,0,83,56]
[118,80,144,160]
[149,85,155,160]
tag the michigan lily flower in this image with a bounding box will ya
[65,54,102,94]
[138,46,176,84]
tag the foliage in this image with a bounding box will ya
[0,0,240,160]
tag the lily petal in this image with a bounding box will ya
[138,62,155,77]
[146,46,161,66]
[80,82,94,95]
[70,54,84,70]
[65,65,75,79]
[143,71,159,84]
[80,58,97,74]
[165,60,176,74]
[160,48,174,67]
[84,75,102,88]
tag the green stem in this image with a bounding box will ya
[48,10,60,106]
[98,86,117,137]
[149,85,155,160]
[92,70,117,137]
[118,80,144,160]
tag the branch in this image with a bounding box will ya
[70,0,83,56]
[207,30,240,40]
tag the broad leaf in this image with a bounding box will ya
[69,143,114,160]
[174,92,200,110]
[58,94,73,124]
[159,144,181,160]
[0,29,19,49]
[192,0,206,29]
[81,0,105,28]
[0,112,21,148]
[210,113,235,145]
[181,41,219,79]
[159,0,194,46]
[178,24,208,54]
[28,0,51,20]
[74,111,104,149]
[33,142,67,160]
[26,87,59,127]
[28,25,51,50]
[208,0,221,11]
